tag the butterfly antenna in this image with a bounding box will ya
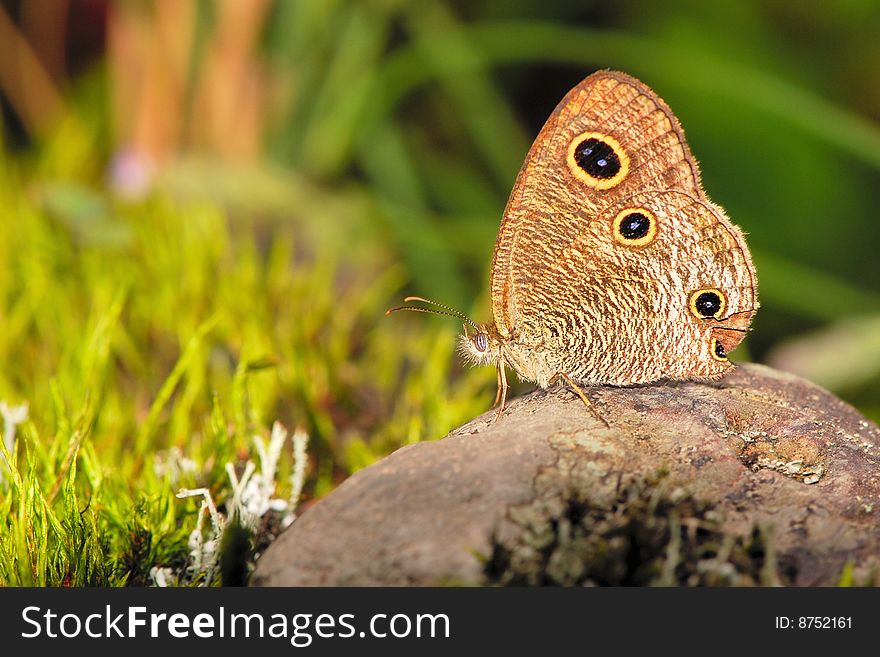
[386,296,479,331]
[403,296,472,317]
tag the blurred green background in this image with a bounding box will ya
[1,0,879,584]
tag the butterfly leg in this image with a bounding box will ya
[492,360,509,422]
[553,372,609,428]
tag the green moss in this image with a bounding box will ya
[0,172,490,586]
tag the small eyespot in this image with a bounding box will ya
[618,212,650,239]
[566,132,630,190]
[612,208,657,247]
[473,332,488,352]
[689,288,727,320]
[711,338,728,362]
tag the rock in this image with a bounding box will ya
[250,364,880,586]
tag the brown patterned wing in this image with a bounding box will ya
[491,70,705,339]
[500,189,758,387]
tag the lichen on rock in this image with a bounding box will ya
[485,472,797,586]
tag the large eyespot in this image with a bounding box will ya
[711,337,728,362]
[566,132,630,190]
[612,208,657,247]
[689,288,727,320]
[473,332,488,353]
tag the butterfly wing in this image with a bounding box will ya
[490,71,758,386]
[511,190,758,385]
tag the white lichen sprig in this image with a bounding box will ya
[148,566,179,588]
[153,446,197,484]
[0,401,29,485]
[228,421,309,531]
[1,400,28,454]
[175,486,224,584]
[228,421,286,530]
[154,421,310,587]
[284,426,309,528]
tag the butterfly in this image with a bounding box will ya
[389,71,758,421]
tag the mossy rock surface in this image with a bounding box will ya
[251,364,880,586]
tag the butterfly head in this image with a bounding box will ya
[457,323,502,368]
[386,296,500,366]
